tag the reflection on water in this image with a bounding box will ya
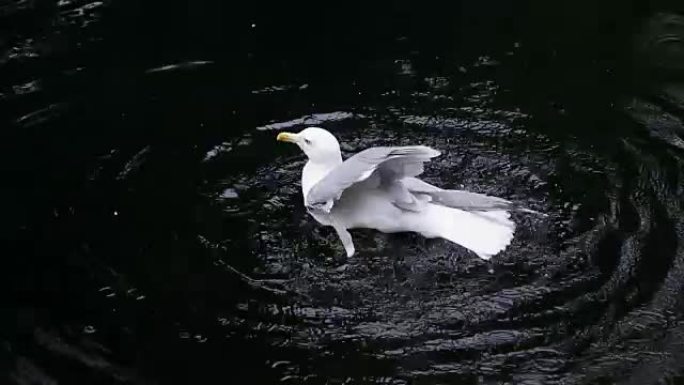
[2,1,684,384]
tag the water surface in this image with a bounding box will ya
[2,1,684,384]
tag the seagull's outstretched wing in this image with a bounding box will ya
[403,177,546,215]
[305,146,440,212]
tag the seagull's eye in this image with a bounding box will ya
[304,138,312,145]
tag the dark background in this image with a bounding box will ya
[2,0,684,384]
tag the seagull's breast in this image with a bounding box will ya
[301,161,334,204]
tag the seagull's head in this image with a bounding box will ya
[276,127,342,163]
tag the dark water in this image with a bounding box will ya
[3,1,684,384]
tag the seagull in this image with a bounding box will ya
[276,127,541,260]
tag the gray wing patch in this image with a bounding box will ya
[306,146,440,211]
[403,177,513,210]
[428,190,513,211]
[402,177,442,193]
[404,177,545,215]
[429,189,546,215]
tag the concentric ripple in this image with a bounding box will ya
[3,2,684,385]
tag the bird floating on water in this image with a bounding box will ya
[277,127,543,260]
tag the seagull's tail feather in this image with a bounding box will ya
[418,203,515,260]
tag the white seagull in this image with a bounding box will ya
[277,127,540,260]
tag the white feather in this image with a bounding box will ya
[417,205,515,260]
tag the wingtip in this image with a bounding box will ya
[387,145,441,159]
[518,208,549,217]
[417,146,441,158]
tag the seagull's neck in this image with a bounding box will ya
[302,157,342,203]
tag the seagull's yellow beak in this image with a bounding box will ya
[276,132,299,143]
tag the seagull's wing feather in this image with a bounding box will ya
[403,177,545,215]
[306,146,440,211]
[403,177,511,210]
[429,190,513,211]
